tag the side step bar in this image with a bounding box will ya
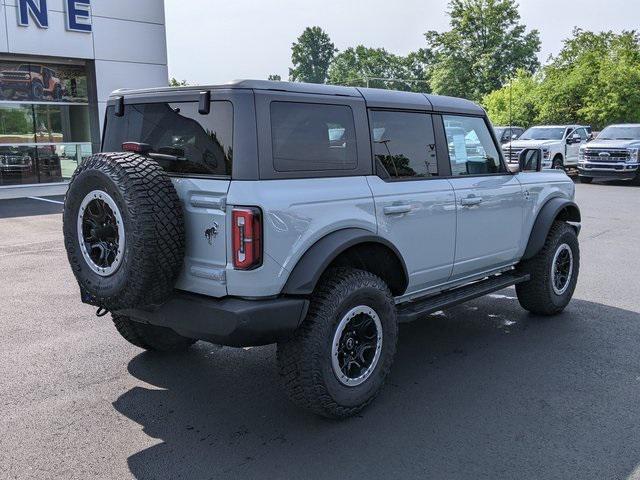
[397,272,530,323]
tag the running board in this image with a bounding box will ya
[397,272,530,323]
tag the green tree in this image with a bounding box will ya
[169,78,188,87]
[425,0,540,101]
[327,45,430,92]
[482,70,541,127]
[537,29,640,129]
[289,26,337,83]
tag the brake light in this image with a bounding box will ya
[232,207,262,270]
[122,142,152,154]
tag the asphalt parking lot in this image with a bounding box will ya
[1,182,639,480]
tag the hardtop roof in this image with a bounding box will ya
[111,79,484,115]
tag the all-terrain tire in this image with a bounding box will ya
[277,268,398,419]
[113,314,195,352]
[516,221,579,315]
[31,80,44,99]
[63,152,185,311]
[578,176,593,184]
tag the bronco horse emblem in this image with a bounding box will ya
[204,222,219,245]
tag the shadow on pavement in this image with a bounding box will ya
[0,196,64,219]
[113,294,640,480]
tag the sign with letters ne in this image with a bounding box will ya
[17,0,92,33]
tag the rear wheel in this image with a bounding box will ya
[113,314,195,352]
[277,268,398,419]
[516,221,579,315]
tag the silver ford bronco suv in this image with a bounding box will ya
[63,80,581,418]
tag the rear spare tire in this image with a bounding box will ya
[63,152,185,311]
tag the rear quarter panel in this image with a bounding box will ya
[225,177,377,297]
[516,171,576,258]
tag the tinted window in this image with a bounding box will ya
[370,110,438,180]
[103,101,233,176]
[443,115,504,176]
[575,128,587,141]
[270,102,357,172]
[520,127,565,140]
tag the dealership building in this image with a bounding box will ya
[0,0,168,198]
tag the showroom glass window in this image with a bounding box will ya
[0,60,92,186]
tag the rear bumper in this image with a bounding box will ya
[119,291,309,347]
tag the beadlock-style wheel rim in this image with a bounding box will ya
[551,243,573,295]
[77,190,125,277]
[331,305,383,387]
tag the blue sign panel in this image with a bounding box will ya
[17,0,92,33]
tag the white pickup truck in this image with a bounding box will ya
[503,125,590,170]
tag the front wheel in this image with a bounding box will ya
[277,268,398,419]
[516,221,580,315]
[552,156,565,171]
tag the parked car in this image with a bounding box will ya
[503,125,589,170]
[62,81,582,418]
[493,126,525,144]
[578,123,640,184]
[0,64,63,100]
[0,146,34,176]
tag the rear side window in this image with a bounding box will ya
[103,101,233,176]
[270,102,357,172]
[370,110,438,180]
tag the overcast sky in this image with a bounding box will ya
[164,0,638,84]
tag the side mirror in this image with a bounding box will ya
[567,133,581,144]
[518,148,543,172]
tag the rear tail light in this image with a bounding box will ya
[232,207,262,270]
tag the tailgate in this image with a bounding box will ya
[171,177,230,298]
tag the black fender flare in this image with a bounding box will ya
[282,228,408,296]
[522,197,581,260]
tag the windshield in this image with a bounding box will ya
[16,65,31,72]
[494,128,506,137]
[597,126,640,140]
[520,127,565,141]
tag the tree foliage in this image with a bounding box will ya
[483,29,640,130]
[482,70,541,127]
[327,46,430,91]
[289,26,336,83]
[425,0,540,101]
[169,78,188,87]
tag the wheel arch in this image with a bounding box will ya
[281,228,409,297]
[522,197,581,260]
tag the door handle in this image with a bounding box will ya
[383,204,412,215]
[460,196,483,207]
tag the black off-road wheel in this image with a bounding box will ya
[63,152,185,312]
[113,314,195,352]
[516,221,580,316]
[277,268,398,419]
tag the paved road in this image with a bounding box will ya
[1,184,639,480]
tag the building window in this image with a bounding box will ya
[0,60,92,187]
